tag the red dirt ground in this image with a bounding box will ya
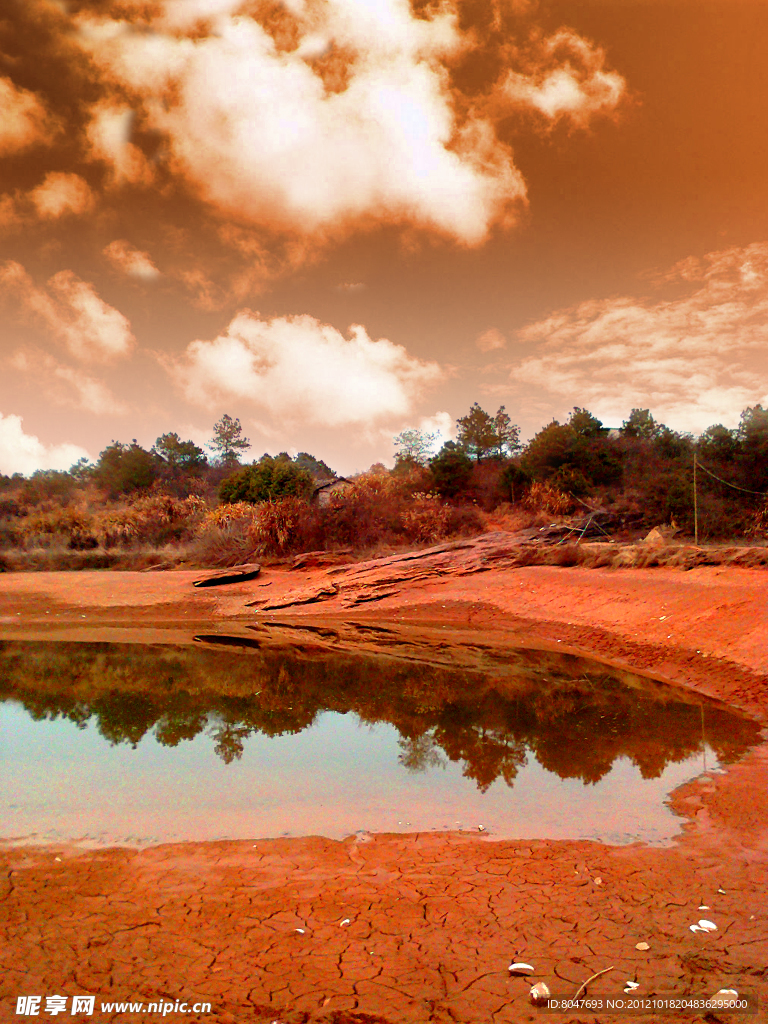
[0,559,766,1023]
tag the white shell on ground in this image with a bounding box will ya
[529,982,551,1006]
[712,989,738,1000]
[509,962,535,974]
[698,919,717,932]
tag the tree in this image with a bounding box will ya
[501,463,531,503]
[69,457,94,484]
[154,433,208,473]
[456,404,497,461]
[294,452,335,480]
[94,441,158,497]
[429,441,473,498]
[568,407,603,438]
[456,403,519,461]
[209,415,251,465]
[393,428,438,467]
[622,408,664,439]
[522,420,621,490]
[698,424,739,463]
[219,455,313,504]
[492,406,522,457]
[737,404,768,491]
[522,421,576,478]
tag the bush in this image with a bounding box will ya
[191,503,260,566]
[429,442,473,499]
[251,498,319,556]
[523,481,576,516]
[220,457,314,505]
[95,442,159,497]
[400,493,453,544]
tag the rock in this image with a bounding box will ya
[529,982,550,1006]
[291,549,354,570]
[643,525,681,547]
[247,582,339,609]
[193,563,261,588]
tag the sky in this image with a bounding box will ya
[1,0,767,476]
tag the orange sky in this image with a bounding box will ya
[1,0,767,475]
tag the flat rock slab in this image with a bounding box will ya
[192,563,261,588]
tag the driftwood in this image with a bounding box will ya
[536,511,618,541]
[192,563,261,588]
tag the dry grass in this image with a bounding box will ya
[506,541,768,571]
[186,482,484,567]
[0,546,189,572]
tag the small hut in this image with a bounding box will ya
[312,477,352,507]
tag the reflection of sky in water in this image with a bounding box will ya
[1,702,720,847]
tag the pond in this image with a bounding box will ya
[0,638,760,847]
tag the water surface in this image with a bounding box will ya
[0,639,759,846]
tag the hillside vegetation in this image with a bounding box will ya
[1,405,766,570]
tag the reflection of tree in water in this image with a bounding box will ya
[0,640,761,790]
[398,733,446,773]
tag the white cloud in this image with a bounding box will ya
[173,311,444,426]
[30,172,95,219]
[104,239,160,280]
[85,101,154,186]
[0,413,88,476]
[509,242,768,431]
[418,410,454,444]
[476,327,506,352]
[0,262,135,362]
[76,1,526,244]
[53,365,129,415]
[0,77,55,155]
[11,349,129,415]
[502,29,626,128]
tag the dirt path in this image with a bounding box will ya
[0,553,767,1022]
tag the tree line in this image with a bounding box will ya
[2,401,767,540]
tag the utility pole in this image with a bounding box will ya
[693,452,699,546]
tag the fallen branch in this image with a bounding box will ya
[574,966,614,1000]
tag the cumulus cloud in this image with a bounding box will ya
[476,327,507,352]
[501,29,626,128]
[0,76,55,155]
[509,242,768,431]
[54,365,128,414]
[85,101,154,186]
[418,410,454,443]
[0,413,88,476]
[173,311,444,426]
[12,349,129,415]
[0,261,135,362]
[76,1,525,244]
[29,172,95,219]
[104,239,160,280]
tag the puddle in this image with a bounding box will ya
[0,639,760,847]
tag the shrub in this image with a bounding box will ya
[220,457,313,505]
[191,503,260,566]
[252,497,321,555]
[523,481,576,516]
[95,442,159,497]
[429,442,473,498]
[400,493,453,544]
